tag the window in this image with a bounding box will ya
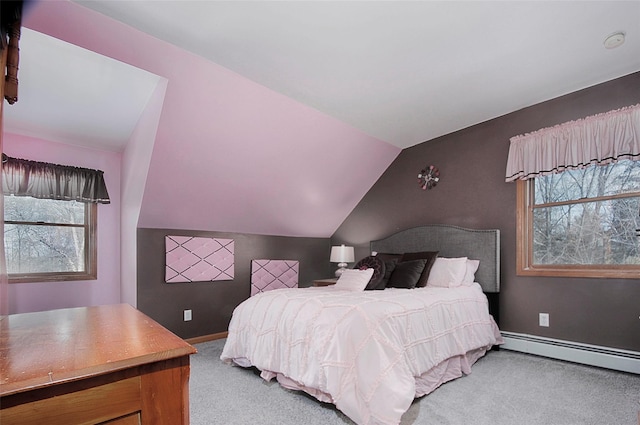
[517,160,640,278]
[4,196,97,282]
[2,156,109,283]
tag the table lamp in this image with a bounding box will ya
[330,244,354,278]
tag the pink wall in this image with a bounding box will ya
[4,133,121,313]
[15,1,400,312]
[23,1,400,239]
[120,79,168,307]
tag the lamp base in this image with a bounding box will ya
[334,262,348,278]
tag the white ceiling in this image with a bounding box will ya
[5,1,640,151]
[3,27,161,152]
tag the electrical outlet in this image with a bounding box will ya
[539,313,549,327]
[184,309,192,321]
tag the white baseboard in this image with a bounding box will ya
[500,332,640,374]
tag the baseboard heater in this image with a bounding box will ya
[500,332,640,374]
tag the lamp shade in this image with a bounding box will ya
[330,245,354,263]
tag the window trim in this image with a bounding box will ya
[6,201,97,283]
[516,179,640,279]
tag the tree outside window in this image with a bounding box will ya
[517,159,640,278]
[3,196,97,282]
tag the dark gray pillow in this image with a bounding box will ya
[353,256,386,290]
[375,253,402,289]
[386,258,428,289]
[400,251,439,287]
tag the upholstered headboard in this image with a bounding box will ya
[370,225,500,293]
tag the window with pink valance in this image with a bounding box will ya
[505,104,640,182]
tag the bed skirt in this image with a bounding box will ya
[232,346,489,411]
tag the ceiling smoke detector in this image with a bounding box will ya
[604,32,625,49]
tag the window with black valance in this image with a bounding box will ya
[2,155,110,203]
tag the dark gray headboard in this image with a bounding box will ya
[370,225,500,293]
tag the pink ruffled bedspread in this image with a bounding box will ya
[220,284,503,425]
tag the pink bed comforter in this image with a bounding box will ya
[220,284,502,425]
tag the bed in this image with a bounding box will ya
[221,225,503,425]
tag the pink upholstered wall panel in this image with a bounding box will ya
[251,260,299,296]
[165,236,234,283]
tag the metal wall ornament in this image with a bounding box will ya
[418,165,440,190]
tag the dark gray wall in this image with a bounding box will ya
[137,228,330,339]
[332,72,640,352]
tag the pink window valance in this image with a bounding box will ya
[505,103,640,182]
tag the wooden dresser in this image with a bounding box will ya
[0,304,197,425]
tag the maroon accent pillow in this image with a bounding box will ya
[353,256,386,290]
[386,259,428,289]
[400,251,439,287]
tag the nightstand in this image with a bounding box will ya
[312,278,337,287]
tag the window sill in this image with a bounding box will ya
[8,272,97,284]
[517,266,639,279]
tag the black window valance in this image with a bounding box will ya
[2,156,110,204]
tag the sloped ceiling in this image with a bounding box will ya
[5,1,640,238]
[73,1,640,148]
[3,27,161,152]
[13,0,400,238]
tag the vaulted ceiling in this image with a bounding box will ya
[72,1,640,149]
[4,1,640,237]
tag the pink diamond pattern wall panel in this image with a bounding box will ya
[165,235,234,283]
[251,260,299,296]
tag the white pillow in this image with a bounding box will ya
[334,268,374,291]
[462,259,480,285]
[426,257,468,288]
